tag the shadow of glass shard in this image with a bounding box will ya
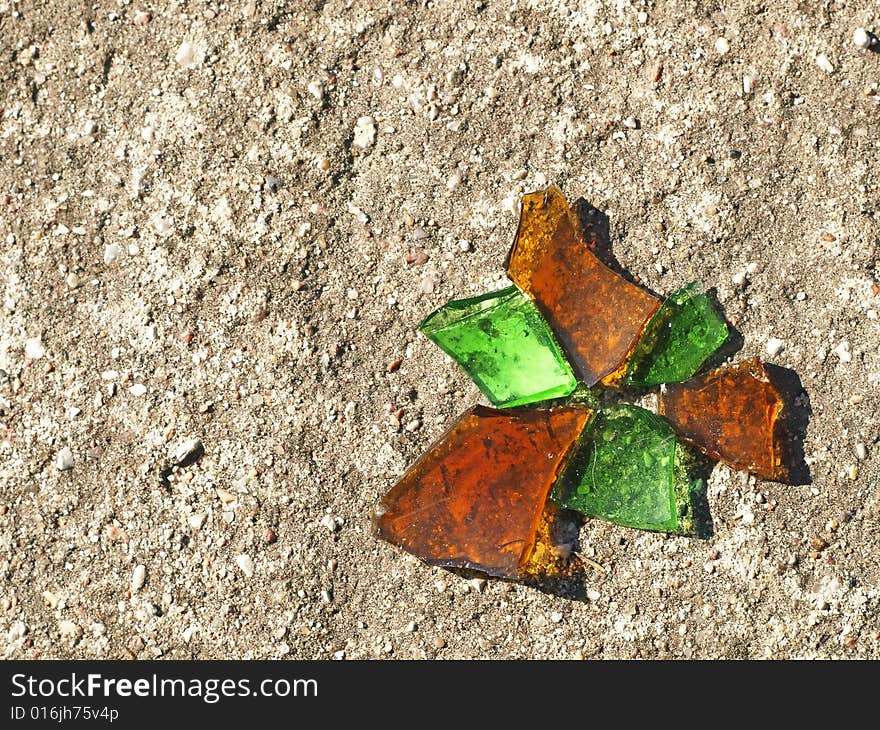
[420,286,577,408]
[627,282,728,387]
[552,405,698,534]
[373,404,592,579]
[506,186,661,386]
[659,358,790,482]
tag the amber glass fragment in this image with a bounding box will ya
[374,405,592,579]
[659,358,788,481]
[506,186,661,385]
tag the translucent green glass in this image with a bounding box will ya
[627,283,728,387]
[552,404,697,534]
[420,286,577,408]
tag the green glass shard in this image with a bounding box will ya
[420,286,577,408]
[551,404,698,534]
[626,282,728,387]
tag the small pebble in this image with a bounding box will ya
[855,443,867,461]
[129,384,147,397]
[457,240,471,252]
[815,54,834,73]
[714,37,730,55]
[235,554,255,578]
[66,272,81,289]
[173,438,204,466]
[766,338,784,356]
[307,80,324,100]
[103,243,121,265]
[847,464,858,481]
[131,564,146,592]
[25,337,45,360]
[320,514,340,532]
[58,620,82,639]
[853,28,872,49]
[55,447,74,471]
[8,621,27,642]
[832,341,851,363]
[550,611,563,623]
[432,637,446,649]
[175,41,197,68]
[264,528,277,544]
[264,175,282,193]
[352,115,377,149]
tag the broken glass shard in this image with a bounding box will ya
[506,186,661,386]
[420,286,577,408]
[659,358,789,481]
[552,404,697,534]
[627,282,728,386]
[373,404,592,579]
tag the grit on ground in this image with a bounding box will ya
[1,1,878,659]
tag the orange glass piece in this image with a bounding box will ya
[506,186,661,385]
[659,358,789,481]
[373,404,592,579]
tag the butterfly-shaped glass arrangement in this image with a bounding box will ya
[374,186,798,583]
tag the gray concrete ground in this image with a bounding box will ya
[1,1,879,659]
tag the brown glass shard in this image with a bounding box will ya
[506,186,661,385]
[659,358,789,481]
[374,404,592,579]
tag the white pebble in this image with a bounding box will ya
[347,202,370,224]
[103,243,121,265]
[7,621,27,642]
[766,338,784,356]
[307,80,324,100]
[152,213,173,237]
[855,443,867,461]
[25,337,45,360]
[173,437,203,465]
[129,384,147,397]
[65,272,81,289]
[175,42,196,69]
[321,514,339,532]
[853,28,871,49]
[832,341,852,363]
[457,240,471,252]
[742,75,753,94]
[731,271,747,286]
[55,447,74,472]
[446,171,462,191]
[815,54,834,73]
[131,564,146,592]
[58,620,82,639]
[352,115,377,149]
[715,37,730,55]
[550,611,564,623]
[235,554,255,578]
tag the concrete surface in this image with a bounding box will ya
[1,0,879,659]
